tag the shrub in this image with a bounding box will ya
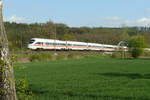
[56,54,65,60]
[111,52,132,59]
[11,55,19,62]
[40,53,52,61]
[144,51,150,57]
[67,53,74,59]
[131,48,144,58]
[28,54,42,62]
[14,65,34,100]
[16,77,34,100]
[125,52,132,58]
[128,35,147,58]
[111,52,122,58]
[28,53,53,62]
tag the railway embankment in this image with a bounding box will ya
[11,50,150,63]
[11,51,109,63]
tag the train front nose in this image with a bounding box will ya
[27,44,31,49]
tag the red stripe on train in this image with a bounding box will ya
[31,45,115,50]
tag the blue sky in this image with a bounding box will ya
[3,0,150,27]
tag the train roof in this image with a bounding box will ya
[31,38,56,41]
[67,41,87,44]
[31,38,65,43]
[30,38,118,47]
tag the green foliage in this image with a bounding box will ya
[111,52,122,58]
[8,41,14,51]
[0,58,6,68]
[67,53,74,59]
[13,59,34,99]
[5,21,150,51]
[0,58,9,72]
[62,33,76,41]
[111,52,132,59]
[131,48,144,58]
[46,21,55,39]
[125,52,132,58]
[28,53,52,62]
[56,54,65,60]
[28,54,42,62]
[16,77,34,100]
[40,53,53,61]
[15,57,150,100]
[128,35,147,48]
[128,35,147,58]
[11,55,19,62]
[121,26,130,41]
[144,51,150,57]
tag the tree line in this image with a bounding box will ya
[4,21,150,50]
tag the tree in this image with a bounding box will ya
[0,0,17,99]
[128,35,147,58]
[121,26,130,41]
[62,33,76,41]
[46,21,55,39]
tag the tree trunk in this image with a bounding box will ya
[0,0,17,100]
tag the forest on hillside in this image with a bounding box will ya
[5,21,150,50]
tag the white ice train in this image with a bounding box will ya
[27,38,121,51]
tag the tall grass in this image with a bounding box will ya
[29,53,52,62]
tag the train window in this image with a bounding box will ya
[35,42,43,45]
[53,43,60,45]
[74,44,86,47]
[68,44,72,46]
[45,42,53,45]
[60,44,66,46]
[54,43,66,46]
[29,40,35,44]
[49,43,53,45]
[45,42,49,45]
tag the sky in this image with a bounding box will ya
[3,0,150,27]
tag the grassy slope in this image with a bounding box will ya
[15,56,150,100]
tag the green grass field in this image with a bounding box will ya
[15,56,150,100]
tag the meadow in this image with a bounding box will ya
[15,56,150,100]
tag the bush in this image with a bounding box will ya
[28,54,42,62]
[16,77,34,100]
[125,52,132,58]
[11,55,19,62]
[14,65,34,100]
[128,35,147,58]
[144,51,150,57]
[67,53,74,59]
[131,48,144,58]
[111,52,132,59]
[111,52,122,58]
[56,54,65,60]
[28,53,52,62]
[41,53,52,61]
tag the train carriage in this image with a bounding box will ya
[27,38,122,52]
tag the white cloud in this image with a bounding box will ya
[5,15,27,23]
[105,16,121,21]
[123,18,150,26]
[137,18,150,23]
